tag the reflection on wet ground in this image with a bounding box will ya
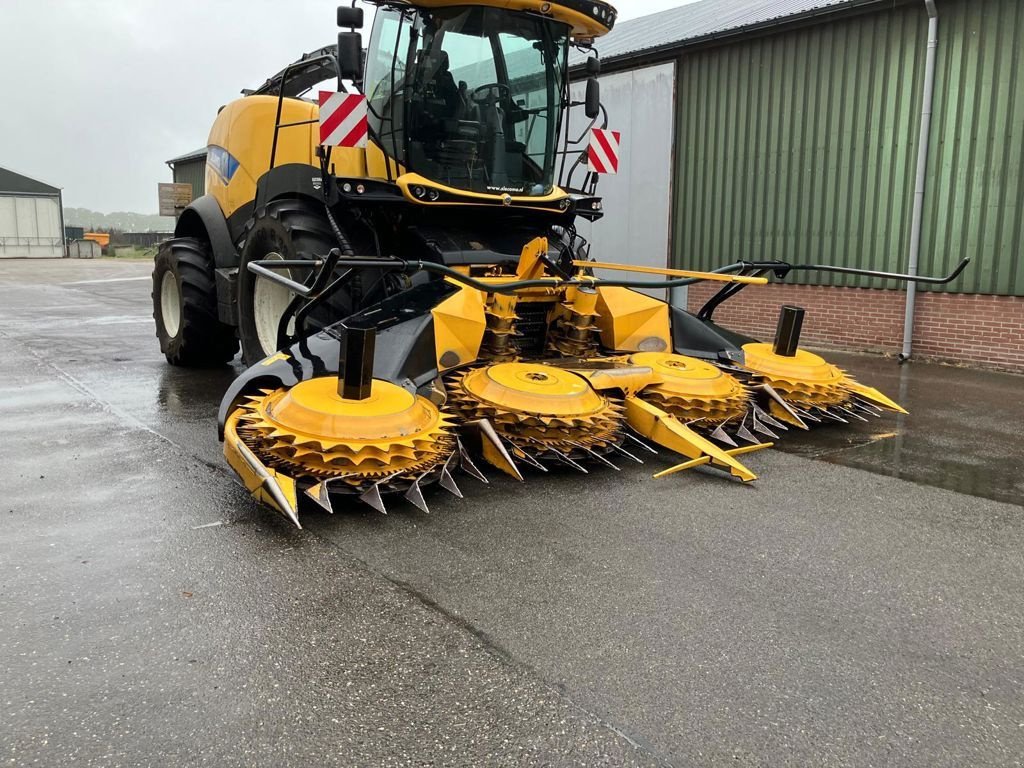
[156,362,241,420]
[776,350,1024,506]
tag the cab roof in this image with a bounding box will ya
[368,0,617,42]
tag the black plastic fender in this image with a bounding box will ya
[173,195,239,270]
[670,305,758,364]
[217,280,458,440]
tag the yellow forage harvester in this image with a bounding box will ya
[151,0,967,527]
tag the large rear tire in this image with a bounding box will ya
[237,200,352,366]
[152,237,239,367]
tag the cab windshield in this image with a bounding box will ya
[365,6,568,196]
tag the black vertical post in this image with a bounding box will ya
[269,63,292,172]
[773,305,805,357]
[340,324,375,400]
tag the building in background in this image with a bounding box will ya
[578,0,1023,371]
[166,148,207,207]
[0,166,65,258]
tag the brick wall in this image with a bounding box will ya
[686,283,1024,373]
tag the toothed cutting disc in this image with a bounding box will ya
[235,377,455,492]
[739,343,851,409]
[629,352,751,425]
[447,363,624,459]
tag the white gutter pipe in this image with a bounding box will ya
[900,0,939,362]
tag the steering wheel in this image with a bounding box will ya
[471,83,511,105]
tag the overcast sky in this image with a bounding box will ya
[0,0,696,213]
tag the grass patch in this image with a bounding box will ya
[103,246,159,261]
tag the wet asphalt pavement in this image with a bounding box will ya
[1,259,1022,767]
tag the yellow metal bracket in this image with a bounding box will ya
[652,443,771,479]
[570,366,656,397]
[516,237,550,280]
[624,396,770,482]
[572,260,769,285]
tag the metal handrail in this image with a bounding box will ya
[695,258,971,321]
[269,52,340,171]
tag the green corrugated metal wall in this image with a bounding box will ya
[172,158,206,206]
[672,0,1024,294]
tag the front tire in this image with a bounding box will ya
[152,237,238,367]
[237,201,351,365]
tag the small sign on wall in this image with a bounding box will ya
[158,183,194,217]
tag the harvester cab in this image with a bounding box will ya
[357,0,602,197]
[152,0,968,527]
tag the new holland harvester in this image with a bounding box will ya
[152,0,968,527]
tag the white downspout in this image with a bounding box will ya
[900,0,939,362]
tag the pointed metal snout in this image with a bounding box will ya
[224,411,302,529]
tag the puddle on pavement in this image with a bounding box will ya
[774,351,1024,507]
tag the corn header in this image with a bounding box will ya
[152,0,968,527]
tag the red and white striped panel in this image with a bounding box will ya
[318,91,368,148]
[588,129,621,175]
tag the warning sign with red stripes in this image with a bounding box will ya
[588,129,621,175]
[318,91,368,148]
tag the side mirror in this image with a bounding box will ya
[337,5,363,29]
[585,77,600,119]
[586,55,601,76]
[337,31,363,83]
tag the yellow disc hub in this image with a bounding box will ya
[459,363,607,416]
[235,377,455,490]
[740,343,850,408]
[630,352,751,425]
[265,378,439,441]
[447,363,623,456]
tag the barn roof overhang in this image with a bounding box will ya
[166,148,208,168]
[0,166,61,196]
[571,0,917,75]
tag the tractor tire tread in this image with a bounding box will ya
[237,199,349,365]
[153,237,239,367]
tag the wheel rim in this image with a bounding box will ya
[160,270,182,338]
[252,252,296,357]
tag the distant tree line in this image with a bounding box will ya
[64,207,174,233]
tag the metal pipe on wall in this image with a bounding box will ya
[900,0,939,362]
